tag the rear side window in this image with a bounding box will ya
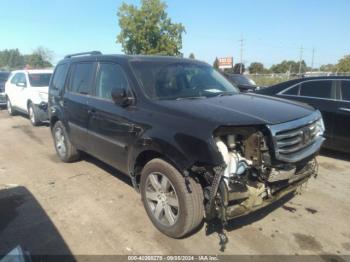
[283,84,299,95]
[51,64,69,91]
[300,80,332,99]
[69,63,94,95]
[341,80,350,101]
[95,63,129,100]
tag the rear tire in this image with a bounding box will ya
[28,103,40,126]
[52,121,80,162]
[140,158,204,238]
[7,98,15,116]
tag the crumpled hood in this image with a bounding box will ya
[154,93,315,126]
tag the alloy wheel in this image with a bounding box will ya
[7,100,12,114]
[145,172,179,226]
[29,106,35,124]
[55,127,66,157]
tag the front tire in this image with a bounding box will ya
[140,158,204,238]
[52,121,80,162]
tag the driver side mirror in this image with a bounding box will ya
[16,82,26,88]
[111,88,133,107]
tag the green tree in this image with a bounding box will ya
[213,57,219,69]
[24,54,52,68]
[337,55,350,72]
[270,60,307,74]
[117,0,185,56]
[189,53,195,59]
[24,47,53,68]
[0,49,25,70]
[320,63,336,72]
[248,62,265,74]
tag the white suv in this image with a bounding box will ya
[5,69,53,126]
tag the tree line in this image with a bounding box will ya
[212,55,350,75]
[0,47,53,71]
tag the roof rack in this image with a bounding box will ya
[64,51,102,59]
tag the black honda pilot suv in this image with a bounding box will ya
[49,51,325,238]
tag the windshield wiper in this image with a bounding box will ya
[175,96,207,100]
[208,92,235,97]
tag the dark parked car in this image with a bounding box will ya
[256,76,350,153]
[0,71,10,106]
[49,52,324,238]
[224,73,258,92]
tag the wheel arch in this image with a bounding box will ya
[131,149,181,188]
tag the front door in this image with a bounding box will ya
[279,79,336,147]
[64,62,96,151]
[87,62,137,173]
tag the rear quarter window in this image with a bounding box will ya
[51,64,69,91]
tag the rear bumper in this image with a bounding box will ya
[34,102,49,121]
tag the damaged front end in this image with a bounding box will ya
[193,111,325,224]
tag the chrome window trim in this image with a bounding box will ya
[278,83,300,96]
[279,93,340,102]
[278,78,340,101]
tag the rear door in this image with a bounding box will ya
[64,62,96,151]
[87,62,137,173]
[333,80,350,152]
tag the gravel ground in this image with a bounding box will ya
[0,109,349,258]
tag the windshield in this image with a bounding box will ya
[28,73,52,87]
[131,61,239,100]
[229,75,256,86]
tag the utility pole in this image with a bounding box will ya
[311,48,315,72]
[287,64,292,80]
[298,45,304,76]
[239,34,244,74]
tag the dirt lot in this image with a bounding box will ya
[0,109,350,257]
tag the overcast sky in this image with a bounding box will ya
[1,0,349,67]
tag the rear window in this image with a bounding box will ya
[283,84,299,95]
[300,80,332,99]
[29,73,52,87]
[341,80,350,101]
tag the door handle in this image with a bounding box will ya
[339,107,350,113]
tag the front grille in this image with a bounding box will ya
[268,111,324,163]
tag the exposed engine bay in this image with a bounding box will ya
[193,128,319,223]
